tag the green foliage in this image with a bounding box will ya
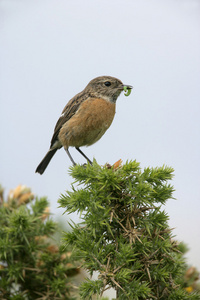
[0,185,80,300]
[59,160,200,299]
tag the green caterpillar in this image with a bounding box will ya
[123,86,132,96]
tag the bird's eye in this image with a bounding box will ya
[104,81,111,87]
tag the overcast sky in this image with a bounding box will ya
[1,0,200,284]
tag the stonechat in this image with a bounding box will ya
[36,76,132,174]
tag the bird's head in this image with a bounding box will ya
[85,76,133,103]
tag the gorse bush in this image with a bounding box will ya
[59,160,200,300]
[0,185,80,300]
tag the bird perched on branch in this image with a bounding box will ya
[35,75,132,174]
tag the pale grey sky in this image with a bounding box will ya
[1,0,200,281]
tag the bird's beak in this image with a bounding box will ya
[119,84,133,90]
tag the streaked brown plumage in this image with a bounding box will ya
[35,76,132,174]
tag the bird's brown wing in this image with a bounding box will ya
[50,91,89,147]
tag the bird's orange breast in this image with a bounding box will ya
[58,98,116,148]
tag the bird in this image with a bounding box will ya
[35,76,132,174]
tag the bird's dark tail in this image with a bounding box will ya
[35,149,57,175]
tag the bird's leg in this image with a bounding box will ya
[75,147,93,165]
[64,146,76,166]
